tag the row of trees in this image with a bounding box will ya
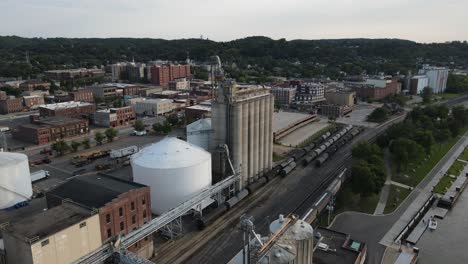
[367,107,390,123]
[378,104,467,171]
[51,128,118,155]
[2,36,468,80]
[351,142,386,196]
[447,74,468,94]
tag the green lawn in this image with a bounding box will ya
[433,175,454,194]
[383,185,412,214]
[297,123,336,148]
[333,186,380,214]
[459,148,468,161]
[393,126,468,187]
[447,160,465,176]
[439,93,459,100]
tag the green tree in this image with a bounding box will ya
[166,114,180,127]
[390,138,425,171]
[367,107,389,123]
[421,87,433,104]
[152,123,164,134]
[70,141,81,152]
[81,137,91,149]
[414,130,435,154]
[451,105,467,126]
[105,128,118,142]
[94,131,105,145]
[134,120,145,132]
[351,160,377,197]
[51,140,70,156]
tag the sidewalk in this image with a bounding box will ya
[379,132,468,246]
[374,149,393,215]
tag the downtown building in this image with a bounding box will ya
[150,64,191,87]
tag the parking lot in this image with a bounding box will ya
[335,102,382,127]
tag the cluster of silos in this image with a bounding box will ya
[0,152,33,209]
[212,80,274,189]
[262,214,314,264]
[131,137,212,215]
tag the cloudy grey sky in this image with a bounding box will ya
[0,0,466,42]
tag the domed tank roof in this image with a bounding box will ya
[187,118,211,133]
[131,137,211,169]
[0,152,28,166]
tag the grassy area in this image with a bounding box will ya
[334,186,380,214]
[383,185,411,214]
[447,160,465,176]
[297,123,336,148]
[439,93,459,100]
[272,152,284,162]
[459,148,468,161]
[393,125,468,187]
[433,175,454,194]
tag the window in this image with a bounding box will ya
[79,222,87,228]
[106,214,111,223]
[119,207,123,217]
[107,229,112,238]
[144,236,148,241]
[120,222,124,231]
[143,210,147,218]
[142,198,146,205]
[41,239,49,247]
[131,202,135,211]
[132,215,136,224]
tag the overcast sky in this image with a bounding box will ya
[0,0,466,43]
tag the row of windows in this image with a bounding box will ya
[105,198,147,224]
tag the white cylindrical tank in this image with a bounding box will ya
[131,137,212,215]
[0,152,32,209]
[186,118,212,151]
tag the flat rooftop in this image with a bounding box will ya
[47,174,147,209]
[36,116,86,126]
[39,101,93,110]
[272,111,311,132]
[186,105,211,111]
[313,227,365,264]
[5,203,94,242]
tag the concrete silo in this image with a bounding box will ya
[0,152,32,209]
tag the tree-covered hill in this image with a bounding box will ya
[1,36,467,79]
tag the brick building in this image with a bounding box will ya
[354,78,401,100]
[293,82,326,106]
[23,95,45,110]
[88,84,118,99]
[13,116,89,145]
[93,106,136,127]
[69,89,94,102]
[121,84,141,96]
[324,90,356,106]
[19,80,51,92]
[39,101,96,118]
[185,104,212,122]
[0,97,24,114]
[320,104,353,118]
[45,174,153,259]
[272,86,296,105]
[151,64,190,87]
[44,68,105,81]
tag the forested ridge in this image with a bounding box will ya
[1,36,468,79]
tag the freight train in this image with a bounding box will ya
[302,168,348,224]
[196,125,361,229]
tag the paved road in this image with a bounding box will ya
[330,131,468,264]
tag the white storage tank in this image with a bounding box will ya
[131,137,212,214]
[0,152,33,209]
[186,118,212,151]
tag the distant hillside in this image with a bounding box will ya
[1,36,467,80]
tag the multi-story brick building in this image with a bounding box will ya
[23,95,45,110]
[320,104,353,118]
[272,86,296,105]
[353,78,401,100]
[324,90,356,106]
[0,97,24,114]
[93,106,136,127]
[69,89,94,102]
[169,78,190,91]
[45,174,153,259]
[44,68,105,81]
[293,82,326,106]
[151,64,191,86]
[13,116,89,145]
[19,80,51,92]
[120,84,141,96]
[39,101,96,118]
[88,84,118,99]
